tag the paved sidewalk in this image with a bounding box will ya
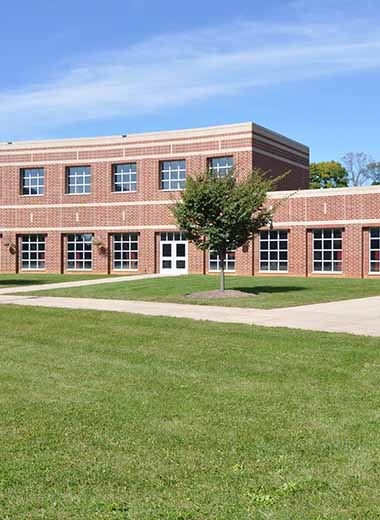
[1,292,380,337]
[0,273,166,295]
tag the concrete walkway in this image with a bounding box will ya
[1,288,380,336]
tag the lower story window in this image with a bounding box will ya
[313,228,342,273]
[370,228,380,273]
[260,230,288,271]
[113,233,139,270]
[67,234,92,270]
[21,234,45,270]
[209,250,236,272]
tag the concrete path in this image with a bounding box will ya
[0,290,380,337]
[0,273,167,295]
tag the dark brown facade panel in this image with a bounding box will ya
[254,138,309,166]
[254,131,309,158]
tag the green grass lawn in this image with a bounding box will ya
[1,304,380,518]
[0,273,114,289]
[26,274,380,309]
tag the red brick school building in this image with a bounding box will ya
[0,122,379,278]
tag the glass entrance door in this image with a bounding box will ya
[160,232,188,275]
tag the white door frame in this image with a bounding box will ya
[160,235,188,275]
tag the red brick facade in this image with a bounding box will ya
[15,122,380,279]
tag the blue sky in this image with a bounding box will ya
[1,0,379,162]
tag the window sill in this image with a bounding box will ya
[208,270,236,273]
[66,268,93,271]
[112,269,139,272]
[20,269,46,272]
[65,193,91,196]
[111,190,137,194]
[259,271,289,274]
[160,189,184,192]
[20,194,44,198]
[312,271,342,275]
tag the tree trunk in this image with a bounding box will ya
[220,251,225,292]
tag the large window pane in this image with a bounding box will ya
[66,166,91,194]
[312,229,342,273]
[260,230,288,272]
[208,250,236,272]
[369,228,380,274]
[21,168,44,196]
[21,235,45,269]
[113,163,137,192]
[113,233,139,270]
[208,156,233,177]
[67,234,92,270]
[160,161,186,190]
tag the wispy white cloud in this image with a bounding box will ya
[1,17,380,139]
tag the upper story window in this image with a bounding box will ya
[160,160,186,190]
[313,228,342,273]
[66,166,91,194]
[369,228,380,274]
[208,156,233,177]
[260,230,288,272]
[113,163,137,192]
[21,168,44,196]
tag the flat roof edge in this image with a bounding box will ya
[0,122,253,150]
[269,185,380,198]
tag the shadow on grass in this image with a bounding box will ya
[0,279,48,287]
[231,286,307,295]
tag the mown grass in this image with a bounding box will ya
[27,274,380,308]
[0,273,114,289]
[1,304,380,518]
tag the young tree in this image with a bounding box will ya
[310,161,348,189]
[342,152,373,186]
[367,161,380,185]
[172,169,274,292]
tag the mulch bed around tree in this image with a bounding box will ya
[185,289,253,299]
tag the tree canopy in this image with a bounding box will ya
[172,169,275,290]
[342,152,373,187]
[310,161,348,189]
[367,162,380,185]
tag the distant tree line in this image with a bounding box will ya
[310,153,380,189]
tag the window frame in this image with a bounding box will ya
[112,233,139,271]
[159,160,186,191]
[369,227,380,275]
[20,234,46,270]
[20,167,45,197]
[259,230,289,273]
[312,228,343,274]
[66,165,91,195]
[208,156,234,177]
[66,233,93,271]
[112,163,137,193]
[208,250,236,272]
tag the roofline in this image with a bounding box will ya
[0,121,308,151]
[269,185,380,198]
[0,122,252,150]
